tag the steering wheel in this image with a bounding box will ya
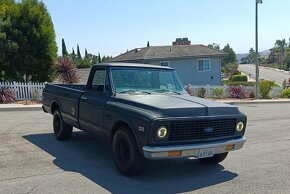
[160,83,168,90]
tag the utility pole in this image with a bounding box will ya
[255,0,263,99]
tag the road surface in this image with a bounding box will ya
[239,64,290,85]
[0,104,290,194]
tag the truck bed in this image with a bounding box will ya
[42,84,86,128]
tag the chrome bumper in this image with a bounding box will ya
[143,136,246,159]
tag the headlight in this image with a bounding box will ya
[236,121,244,132]
[156,126,168,139]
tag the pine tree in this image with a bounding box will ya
[85,49,88,57]
[98,53,101,63]
[71,48,76,59]
[147,41,150,47]
[62,38,68,56]
[77,44,81,58]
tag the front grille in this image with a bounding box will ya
[169,119,237,141]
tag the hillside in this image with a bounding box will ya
[237,49,270,63]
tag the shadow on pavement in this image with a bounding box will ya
[23,131,238,194]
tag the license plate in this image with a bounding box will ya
[198,148,215,158]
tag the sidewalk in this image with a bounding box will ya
[1,98,290,111]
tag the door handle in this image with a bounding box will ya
[81,96,88,100]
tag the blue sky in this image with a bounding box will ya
[42,0,290,57]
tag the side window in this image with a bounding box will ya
[91,69,106,92]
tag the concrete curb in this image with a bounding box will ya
[220,100,290,105]
[0,105,42,112]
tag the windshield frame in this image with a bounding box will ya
[109,66,186,94]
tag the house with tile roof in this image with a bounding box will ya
[110,42,227,85]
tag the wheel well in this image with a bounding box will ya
[111,121,130,141]
[51,102,59,114]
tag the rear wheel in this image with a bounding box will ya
[53,109,73,140]
[112,126,146,176]
[198,152,228,164]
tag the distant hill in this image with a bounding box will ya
[237,49,270,63]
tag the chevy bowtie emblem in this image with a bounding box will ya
[204,127,214,133]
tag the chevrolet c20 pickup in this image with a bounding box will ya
[42,63,247,176]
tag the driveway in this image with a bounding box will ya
[0,104,290,194]
[239,64,290,85]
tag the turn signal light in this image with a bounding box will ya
[226,144,235,151]
[168,150,182,157]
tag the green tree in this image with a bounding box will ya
[245,47,256,64]
[0,0,21,81]
[208,43,220,50]
[284,52,290,70]
[102,55,112,62]
[85,48,88,57]
[275,38,287,69]
[147,41,150,47]
[77,44,81,59]
[62,38,68,56]
[4,0,57,82]
[222,44,237,66]
[98,53,101,63]
[71,48,76,59]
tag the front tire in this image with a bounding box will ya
[53,109,73,140]
[198,152,228,164]
[112,126,146,176]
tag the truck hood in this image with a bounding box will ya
[115,94,241,118]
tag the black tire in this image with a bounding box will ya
[112,126,146,176]
[53,109,73,140]
[198,152,228,164]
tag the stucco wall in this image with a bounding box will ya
[148,58,222,85]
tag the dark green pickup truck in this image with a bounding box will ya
[42,63,246,176]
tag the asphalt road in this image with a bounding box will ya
[0,104,290,194]
[239,64,290,85]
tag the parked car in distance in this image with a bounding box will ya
[42,63,247,176]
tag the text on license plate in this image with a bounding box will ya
[198,148,215,158]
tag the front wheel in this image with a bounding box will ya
[112,126,146,176]
[53,109,73,140]
[198,152,228,164]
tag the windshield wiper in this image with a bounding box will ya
[153,89,181,95]
[118,90,151,94]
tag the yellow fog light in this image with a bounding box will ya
[156,126,168,139]
[236,122,244,132]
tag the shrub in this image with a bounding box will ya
[249,92,255,98]
[197,87,206,98]
[0,87,16,104]
[280,89,290,98]
[31,90,40,101]
[227,86,248,99]
[213,88,224,98]
[282,79,287,89]
[222,80,256,86]
[55,57,80,83]
[259,80,275,99]
[231,75,248,82]
[185,85,194,96]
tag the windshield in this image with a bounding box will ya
[110,67,185,94]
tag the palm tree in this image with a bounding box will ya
[275,38,287,69]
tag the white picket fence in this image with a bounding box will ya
[0,82,285,100]
[0,82,46,100]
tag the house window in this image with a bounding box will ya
[198,59,211,71]
[160,61,170,66]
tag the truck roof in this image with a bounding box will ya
[93,62,173,70]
